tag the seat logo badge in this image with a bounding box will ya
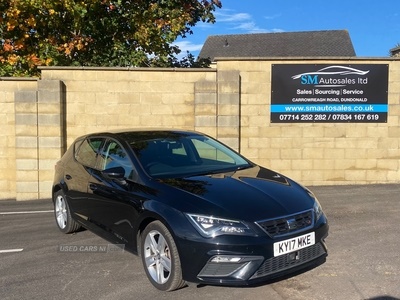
[286,218,297,230]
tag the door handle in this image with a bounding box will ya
[89,184,97,191]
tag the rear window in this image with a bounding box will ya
[74,137,103,168]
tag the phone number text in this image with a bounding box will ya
[273,113,386,123]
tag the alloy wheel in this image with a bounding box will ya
[55,194,67,229]
[143,229,172,284]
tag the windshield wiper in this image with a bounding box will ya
[185,164,252,177]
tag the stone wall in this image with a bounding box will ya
[217,59,400,185]
[1,57,399,200]
[0,78,38,200]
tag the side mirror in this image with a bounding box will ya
[102,166,126,180]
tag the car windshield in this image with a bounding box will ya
[128,134,251,178]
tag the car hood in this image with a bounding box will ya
[159,166,315,221]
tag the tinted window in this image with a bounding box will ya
[99,140,134,179]
[192,139,235,164]
[129,135,250,178]
[75,137,103,168]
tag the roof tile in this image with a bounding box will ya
[198,30,356,61]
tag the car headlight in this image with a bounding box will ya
[313,198,324,221]
[302,186,324,222]
[186,214,256,238]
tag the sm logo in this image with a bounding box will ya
[300,75,318,85]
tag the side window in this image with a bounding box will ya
[99,140,134,179]
[75,137,103,168]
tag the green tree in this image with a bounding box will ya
[0,0,221,77]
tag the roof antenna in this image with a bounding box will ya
[224,38,229,47]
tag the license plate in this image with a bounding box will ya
[273,232,315,257]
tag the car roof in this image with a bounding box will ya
[76,129,204,142]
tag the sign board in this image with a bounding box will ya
[271,64,388,123]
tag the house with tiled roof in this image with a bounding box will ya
[198,30,356,61]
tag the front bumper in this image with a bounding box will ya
[197,240,327,285]
[177,218,329,286]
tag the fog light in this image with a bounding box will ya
[211,256,242,263]
[198,255,265,280]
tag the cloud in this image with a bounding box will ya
[174,41,203,52]
[195,22,213,29]
[264,13,282,20]
[173,40,204,58]
[215,10,283,33]
[195,11,252,29]
[215,12,252,22]
[232,22,269,33]
[270,28,285,33]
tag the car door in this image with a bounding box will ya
[65,136,105,221]
[86,138,143,247]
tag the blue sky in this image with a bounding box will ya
[175,0,400,58]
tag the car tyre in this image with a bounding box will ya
[54,190,81,234]
[141,220,186,291]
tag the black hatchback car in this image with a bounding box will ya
[52,129,328,291]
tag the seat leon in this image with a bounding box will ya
[52,129,329,291]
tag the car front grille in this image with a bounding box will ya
[250,242,326,280]
[256,210,314,238]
